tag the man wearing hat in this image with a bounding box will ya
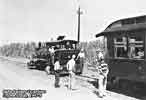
[54,57,61,88]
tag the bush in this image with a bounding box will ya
[79,39,105,65]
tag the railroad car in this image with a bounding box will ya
[96,15,146,90]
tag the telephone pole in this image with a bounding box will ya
[77,6,83,43]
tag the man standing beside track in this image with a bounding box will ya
[67,55,76,90]
[54,57,61,88]
[96,49,109,97]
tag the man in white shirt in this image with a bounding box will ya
[67,55,76,90]
[54,58,61,88]
[49,46,55,66]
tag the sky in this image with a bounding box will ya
[0,0,146,45]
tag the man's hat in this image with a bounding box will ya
[81,48,84,52]
[72,55,76,59]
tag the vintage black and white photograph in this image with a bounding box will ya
[0,0,146,100]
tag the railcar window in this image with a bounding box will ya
[60,45,65,49]
[128,35,144,59]
[114,36,127,58]
[66,42,74,49]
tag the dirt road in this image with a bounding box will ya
[0,57,139,100]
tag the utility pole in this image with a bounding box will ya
[77,6,83,43]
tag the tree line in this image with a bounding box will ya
[0,39,105,64]
[0,42,36,58]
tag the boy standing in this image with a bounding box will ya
[96,49,109,97]
[67,55,76,90]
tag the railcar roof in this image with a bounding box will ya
[59,40,78,44]
[46,39,78,46]
[96,15,146,37]
[46,41,59,46]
